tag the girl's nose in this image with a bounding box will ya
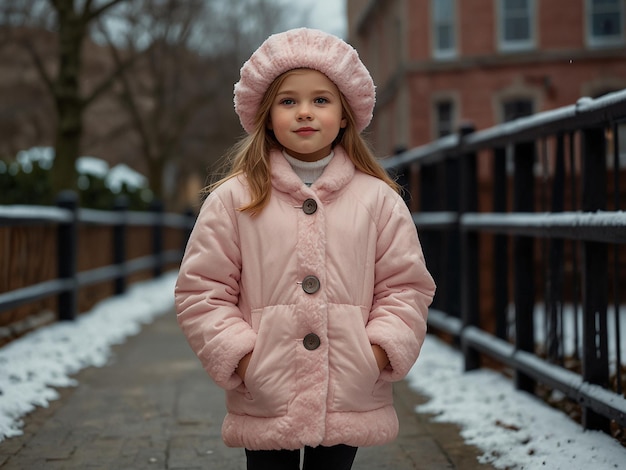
[296,105,312,121]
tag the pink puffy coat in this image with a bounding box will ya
[175,146,435,450]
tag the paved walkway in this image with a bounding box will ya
[0,312,496,469]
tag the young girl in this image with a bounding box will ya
[175,28,435,470]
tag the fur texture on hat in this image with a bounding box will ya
[234,28,375,134]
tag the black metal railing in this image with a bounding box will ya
[383,89,626,435]
[0,191,194,323]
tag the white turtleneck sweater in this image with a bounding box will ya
[282,150,334,186]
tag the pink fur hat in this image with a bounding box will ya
[234,28,375,134]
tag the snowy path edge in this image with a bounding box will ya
[0,271,177,442]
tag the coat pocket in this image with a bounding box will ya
[226,305,297,418]
[327,304,393,412]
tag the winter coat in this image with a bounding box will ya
[175,145,436,450]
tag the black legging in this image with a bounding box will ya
[245,444,358,470]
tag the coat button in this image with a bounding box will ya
[302,198,317,214]
[303,333,321,350]
[301,275,320,294]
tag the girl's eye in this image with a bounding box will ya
[280,98,295,105]
[314,97,329,104]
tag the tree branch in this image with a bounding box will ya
[19,36,55,96]
[97,19,153,160]
[160,92,215,161]
[82,57,130,106]
[85,0,127,22]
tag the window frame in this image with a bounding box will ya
[497,0,536,52]
[432,95,458,139]
[431,0,457,60]
[586,0,625,48]
[501,97,535,122]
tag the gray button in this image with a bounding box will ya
[302,275,320,294]
[302,199,317,214]
[303,333,321,350]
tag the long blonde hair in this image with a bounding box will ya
[207,69,400,215]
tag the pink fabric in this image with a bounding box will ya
[175,146,435,450]
[234,28,376,134]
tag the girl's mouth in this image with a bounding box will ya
[295,127,317,135]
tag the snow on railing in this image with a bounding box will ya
[0,193,195,326]
[384,89,626,435]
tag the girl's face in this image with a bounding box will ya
[268,69,347,162]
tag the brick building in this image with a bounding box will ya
[347,0,626,157]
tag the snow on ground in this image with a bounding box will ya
[0,271,177,442]
[0,271,624,468]
[406,336,624,469]
[406,302,626,469]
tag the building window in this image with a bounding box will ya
[501,98,535,174]
[432,0,456,59]
[435,100,455,137]
[587,0,625,47]
[502,98,534,122]
[498,0,535,52]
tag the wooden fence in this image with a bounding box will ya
[0,191,195,345]
[383,89,626,438]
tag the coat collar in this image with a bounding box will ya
[270,145,356,201]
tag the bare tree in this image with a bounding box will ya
[0,0,307,206]
[96,0,217,204]
[1,0,137,194]
[96,0,295,207]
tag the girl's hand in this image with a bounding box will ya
[371,344,390,371]
[236,352,253,380]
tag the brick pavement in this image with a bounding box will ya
[0,311,496,469]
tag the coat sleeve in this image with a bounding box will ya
[365,194,436,382]
[174,191,256,390]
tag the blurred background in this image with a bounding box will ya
[348,0,625,212]
[0,0,624,212]
[0,0,346,212]
[1,0,625,447]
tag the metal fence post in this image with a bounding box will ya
[57,191,78,321]
[113,195,128,295]
[443,156,461,318]
[547,134,566,364]
[183,208,194,252]
[513,140,536,393]
[420,161,443,311]
[458,124,480,371]
[151,199,164,278]
[396,164,411,207]
[492,146,508,340]
[581,126,609,432]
